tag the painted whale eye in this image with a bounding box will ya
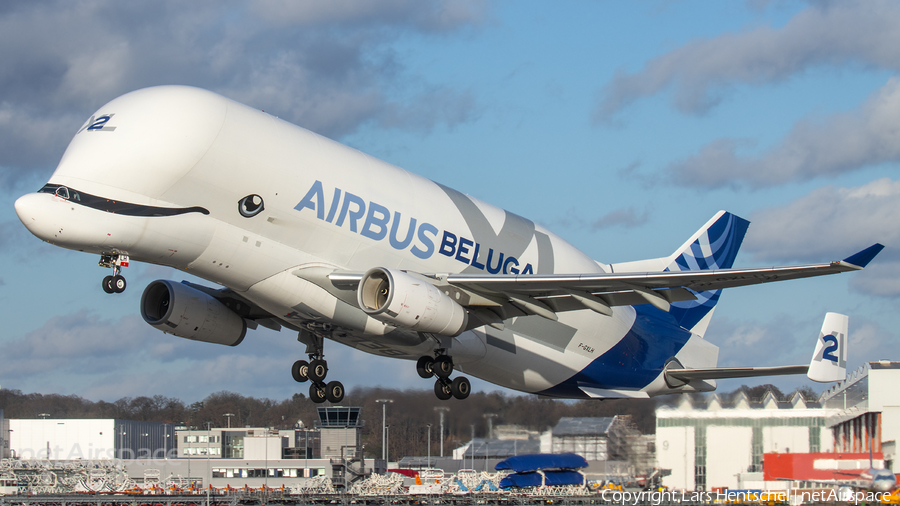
[238,194,264,217]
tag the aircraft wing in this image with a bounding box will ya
[328,244,883,318]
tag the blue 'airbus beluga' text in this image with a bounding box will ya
[294,180,535,274]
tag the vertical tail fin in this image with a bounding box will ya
[664,211,750,336]
[807,312,848,382]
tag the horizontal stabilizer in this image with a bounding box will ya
[666,312,849,387]
[666,365,808,383]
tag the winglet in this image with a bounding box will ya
[842,244,884,268]
[807,313,848,383]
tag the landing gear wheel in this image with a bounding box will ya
[325,381,345,403]
[292,360,309,383]
[433,356,453,379]
[309,359,328,382]
[451,377,471,400]
[102,276,115,294]
[416,356,435,379]
[112,275,126,293]
[434,378,453,401]
[309,382,327,403]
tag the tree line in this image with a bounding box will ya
[0,383,816,461]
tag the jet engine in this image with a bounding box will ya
[140,280,246,346]
[358,267,468,336]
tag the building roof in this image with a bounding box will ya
[462,438,540,458]
[657,390,823,414]
[552,417,616,436]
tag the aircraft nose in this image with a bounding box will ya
[15,192,59,242]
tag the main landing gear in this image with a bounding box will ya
[99,253,129,294]
[292,331,344,404]
[417,353,471,401]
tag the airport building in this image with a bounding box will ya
[1,406,370,491]
[656,363,900,491]
[7,418,176,460]
[819,360,900,469]
[656,391,836,491]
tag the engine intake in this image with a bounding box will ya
[141,280,246,346]
[358,267,468,336]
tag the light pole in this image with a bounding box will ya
[470,424,475,470]
[426,424,432,468]
[434,407,450,457]
[205,422,211,506]
[385,425,390,466]
[223,413,234,429]
[375,399,393,466]
[483,413,498,439]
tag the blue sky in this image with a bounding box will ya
[1,0,898,403]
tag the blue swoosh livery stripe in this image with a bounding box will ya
[536,306,692,399]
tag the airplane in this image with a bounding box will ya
[14,85,883,404]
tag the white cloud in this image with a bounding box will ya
[743,177,900,297]
[667,78,900,188]
[710,313,808,368]
[596,0,900,120]
[251,0,486,32]
[0,0,486,184]
[591,207,650,230]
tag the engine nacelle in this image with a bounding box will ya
[358,267,468,336]
[140,280,247,346]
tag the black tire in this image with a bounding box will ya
[451,377,471,400]
[112,275,126,293]
[292,360,309,383]
[416,356,435,379]
[309,359,328,382]
[102,276,115,294]
[434,379,452,401]
[309,382,327,403]
[325,381,345,403]
[433,356,453,378]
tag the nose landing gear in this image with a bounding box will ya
[418,352,471,400]
[99,253,129,294]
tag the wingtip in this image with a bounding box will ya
[842,243,885,268]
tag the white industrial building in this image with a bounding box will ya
[7,419,175,460]
[656,391,835,491]
[820,361,900,471]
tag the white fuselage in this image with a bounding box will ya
[15,86,716,398]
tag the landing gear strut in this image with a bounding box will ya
[418,351,471,400]
[99,253,129,294]
[292,329,344,404]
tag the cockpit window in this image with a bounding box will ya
[37,184,80,201]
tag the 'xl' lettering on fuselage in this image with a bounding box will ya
[294,180,535,275]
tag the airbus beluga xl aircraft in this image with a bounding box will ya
[14,86,883,403]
